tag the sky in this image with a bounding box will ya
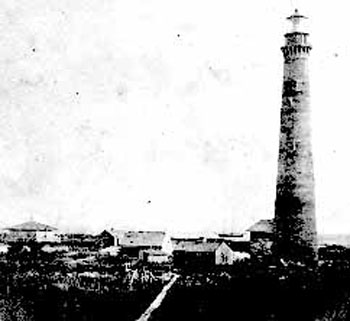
[0,0,349,234]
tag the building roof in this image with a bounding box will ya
[119,231,167,247]
[6,221,57,232]
[142,249,169,256]
[247,219,274,233]
[172,237,206,245]
[173,240,222,253]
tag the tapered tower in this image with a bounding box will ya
[274,9,317,264]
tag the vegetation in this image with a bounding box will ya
[1,244,350,320]
[0,245,167,321]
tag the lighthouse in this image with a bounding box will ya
[274,9,317,264]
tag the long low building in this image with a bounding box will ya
[172,239,250,267]
[3,220,60,243]
[97,229,173,260]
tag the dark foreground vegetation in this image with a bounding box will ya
[1,244,350,320]
[0,244,166,321]
[151,261,350,321]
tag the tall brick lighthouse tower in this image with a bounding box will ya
[274,9,317,264]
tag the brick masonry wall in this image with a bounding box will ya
[274,32,318,263]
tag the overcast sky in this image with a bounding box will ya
[0,0,349,234]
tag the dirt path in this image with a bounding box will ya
[136,274,180,321]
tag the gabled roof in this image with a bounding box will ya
[6,221,57,232]
[173,240,222,253]
[119,231,167,247]
[247,219,274,233]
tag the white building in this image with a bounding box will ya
[4,220,60,243]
